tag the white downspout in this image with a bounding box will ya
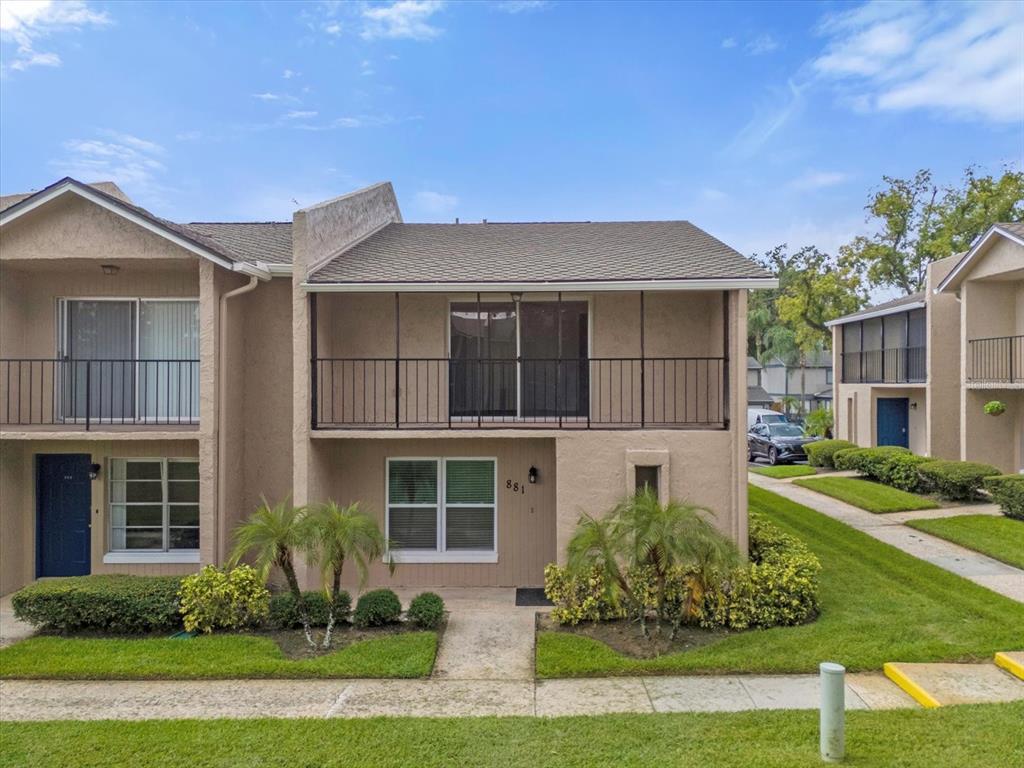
[216,275,260,563]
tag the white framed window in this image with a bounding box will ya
[386,457,497,563]
[108,458,199,557]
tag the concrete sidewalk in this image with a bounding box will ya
[0,594,34,649]
[0,672,919,721]
[749,473,1024,602]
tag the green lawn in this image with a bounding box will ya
[0,632,437,680]
[792,476,940,513]
[906,515,1024,570]
[2,704,1021,768]
[748,464,817,478]
[535,485,1024,678]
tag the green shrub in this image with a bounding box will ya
[178,565,270,634]
[11,575,182,634]
[352,589,402,628]
[805,439,856,468]
[267,590,349,629]
[834,446,909,478]
[918,460,1002,501]
[407,592,445,629]
[544,564,625,625]
[700,514,821,630]
[984,475,1024,520]
[876,452,933,492]
[803,408,834,438]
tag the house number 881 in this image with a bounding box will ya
[506,480,525,494]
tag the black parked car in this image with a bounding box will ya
[748,422,819,465]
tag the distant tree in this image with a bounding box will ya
[841,167,1024,295]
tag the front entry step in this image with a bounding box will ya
[883,662,1024,708]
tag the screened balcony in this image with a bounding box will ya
[310,292,730,430]
[839,306,927,384]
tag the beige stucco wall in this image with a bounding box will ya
[833,382,927,453]
[962,389,1022,473]
[0,438,201,594]
[925,257,962,460]
[308,437,556,588]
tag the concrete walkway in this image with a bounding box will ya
[0,671,921,721]
[749,473,1024,602]
[0,594,34,649]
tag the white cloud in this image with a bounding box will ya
[175,130,202,141]
[720,37,737,49]
[725,80,805,160]
[788,170,851,190]
[361,1,444,41]
[282,110,318,120]
[1,0,109,72]
[252,92,299,103]
[282,68,298,79]
[813,0,1024,123]
[494,1,546,12]
[746,34,779,55]
[323,20,342,36]
[414,189,459,216]
[50,130,167,203]
[360,59,374,76]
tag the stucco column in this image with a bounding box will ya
[729,289,749,557]
[198,260,219,566]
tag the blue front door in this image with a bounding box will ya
[37,454,92,577]
[877,398,909,448]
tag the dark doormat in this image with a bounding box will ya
[515,588,552,607]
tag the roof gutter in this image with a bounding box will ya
[824,300,926,328]
[233,262,273,280]
[256,261,293,276]
[300,277,779,293]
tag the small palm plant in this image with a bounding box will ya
[567,487,739,639]
[230,496,315,647]
[302,500,391,648]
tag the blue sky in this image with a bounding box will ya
[1,0,1021,259]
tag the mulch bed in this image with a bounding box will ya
[537,613,731,659]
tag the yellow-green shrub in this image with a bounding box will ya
[804,439,856,468]
[544,564,624,625]
[178,565,270,634]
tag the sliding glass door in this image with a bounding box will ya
[60,299,199,422]
[448,300,589,419]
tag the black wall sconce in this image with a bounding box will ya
[89,463,102,480]
[528,466,538,484]
[910,402,918,410]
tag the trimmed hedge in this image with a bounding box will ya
[804,439,856,468]
[834,446,910,478]
[11,576,182,634]
[545,515,820,632]
[352,589,402,628]
[984,475,1024,520]
[407,592,446,629]
[918,460,1002,501]
[268,590,351,629]
[178,565,270,634]
[876,452,933,492]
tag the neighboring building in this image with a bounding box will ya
[746,356,773,408]
[0,177,774,595]
[828,222,1023,473]
[761,350,833,413]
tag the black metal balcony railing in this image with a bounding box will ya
[313,357,727,429]
[968,335,1024,384]
[840,347,926,384]
[0,359,200,429]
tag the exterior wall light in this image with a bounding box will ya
[89,463,102,480]
[101,264,120,275]
[528,466,538,484]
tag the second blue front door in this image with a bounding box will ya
[876,398,909,448]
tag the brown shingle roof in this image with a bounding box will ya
[827,292,925,326]
[307,221,771,284]
[187,222,292,265]
[997,221,1024,239]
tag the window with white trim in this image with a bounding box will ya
[387,458,496,559]
[109,459,199,551]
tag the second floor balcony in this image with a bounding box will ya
[1,358,200,430]
[313,355,726,429]
[840,346,926,384]
[967,334,1024,385]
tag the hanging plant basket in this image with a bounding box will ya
[984,400,1006,417]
